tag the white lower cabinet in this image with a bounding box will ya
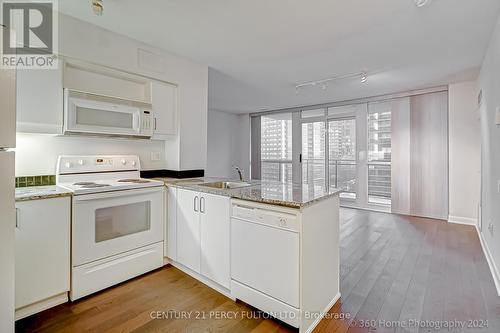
[166,186,177,261]
[175,188,230,289]
[200,193,230,288]
[176,188,201,272]
[15,197,71,319]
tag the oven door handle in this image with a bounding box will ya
[73,186,164,202]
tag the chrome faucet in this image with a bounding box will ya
[234,166,244,181]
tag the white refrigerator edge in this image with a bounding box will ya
[0,27,17,332]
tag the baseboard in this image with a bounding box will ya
[304,292,341,333]
[15,292,68,320]
[448,215,478,226]
[475,225,500,296]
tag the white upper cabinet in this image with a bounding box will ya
[152,81,178,137]
[63,61,152,104]
[16,66,64,134]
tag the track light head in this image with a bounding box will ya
[92,0,103,16]
[414,0,431,7]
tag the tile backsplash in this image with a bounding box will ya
[16,175,56,188]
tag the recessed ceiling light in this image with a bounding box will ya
[415,0,431,7]
[92,0,103,16]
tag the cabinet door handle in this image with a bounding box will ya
[154,117,157,131]
[15,208,19,229]
[194,196,199,212]
[200,197,205,214]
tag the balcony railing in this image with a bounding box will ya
[302,159,392,205]
[302,159,357,197]
[367,162,391,205]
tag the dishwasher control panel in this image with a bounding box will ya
[231,204,299,232]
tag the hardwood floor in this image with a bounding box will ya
[16,208,500,333]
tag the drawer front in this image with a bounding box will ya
[71,242,163,300]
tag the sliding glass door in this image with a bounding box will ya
[260,113,293,182]
[367,102,392,205]
[253,102,392,208]
[300,112,357,200]
[328,118,357,199]
[301,121,326,186]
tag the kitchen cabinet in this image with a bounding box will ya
[152,81,178,138]
[15,197,71,319]
[200,193,230,288]
[16,66,64,134]
[176,188,201,272]
[63,60,152,104]
[166,186,177,260]
[175,188,230,289]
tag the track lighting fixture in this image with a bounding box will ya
[295,71,369,92]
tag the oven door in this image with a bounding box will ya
[72,187,164,267]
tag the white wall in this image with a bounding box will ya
[15,134,166,176]
[448,81,481,224]
[206,110,250,179]
[15,13,208,176]
[478,13,500,293]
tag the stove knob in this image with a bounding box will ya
[65,162,72,168]
[78,159,84,166]
[131,161,137,167]
[121,159,127,165]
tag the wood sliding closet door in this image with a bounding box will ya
[409,91,449,220]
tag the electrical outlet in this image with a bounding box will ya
[488,222,494,236]
[150,152,161,161]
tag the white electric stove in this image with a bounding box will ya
[57,155,165,301]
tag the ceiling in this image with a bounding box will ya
[59,0,500,114]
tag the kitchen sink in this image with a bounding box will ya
[199,181,252,189]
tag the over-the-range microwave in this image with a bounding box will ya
[63,89,154,138]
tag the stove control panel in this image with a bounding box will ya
[57,155,142,175]
[95,158,114,166]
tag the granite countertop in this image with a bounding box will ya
[15,186,73,202]
[153,177,342,209]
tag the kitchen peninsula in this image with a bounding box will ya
[158,178,341,333]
